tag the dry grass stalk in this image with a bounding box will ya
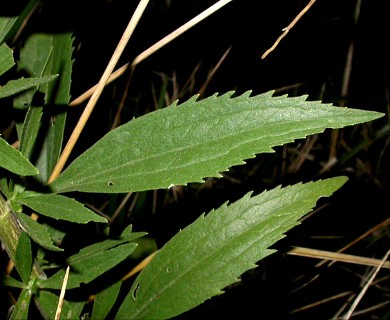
[261,0,317,59]
[288,247,390,269]
[342,249,390,319]
[69,0,233,108]
[55,266,70,320]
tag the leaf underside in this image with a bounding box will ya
[50,91,382,194]
[115,176,348,319]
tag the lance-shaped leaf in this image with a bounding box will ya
[0,43,14,75]
[115,176,347,320]
[16,33,73,182]
[0,136,38,176]
[18,106,43,160]
[50,92,383,194]
[15,212,63,252]
[18,193,107,224]
[91,281,122,320]
[39,227,146,289]
[0,75,58,99]
[15,231,32,284]
[0,0,40,45]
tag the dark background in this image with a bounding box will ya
[2,0,390,319]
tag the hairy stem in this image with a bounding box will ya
[0,195,46,280]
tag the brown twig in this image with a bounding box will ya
[198,46,232,97]
[342,249,390,319]
[69,0,233,108]
[261,0,317,59]
[289,291,352,314]
[288,247,390,269]
[55,266,70,320]
[122,251,157,281]
[315,217,390,268]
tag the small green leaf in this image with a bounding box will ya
[0,0,40,45]
[116,176,348,319]
[9,287,33,320]
[15,32,74,183]
[91,281,121,320]
[19,193,107,224]
[39,230,145,289]
[19,105,43,159]
[0,43,14,75]
[2,275,24,288]
[34,290,84,320]
[0,176,10,197]
[15,212,63,251]
[15,231,32,283]
[0,136,38,176]
[0,18,17,45]
[50,92,383,194]
[0,75,58,99]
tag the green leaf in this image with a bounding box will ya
[15,212,63,252]
[0,0,40,45]
[50,92,383,194]
[19,193,107,224]
[91,281,121,320]
[0,75,58,99]
[0,136,38,176]
[10,287,33,320]
[0,43,14,75]
[34,290,84,320]
[34,111,66,183]
[15,231,32,283]
[39,229,145,289]
[115,176,348,319]
[19,106,43,159]
[2,275,24,288]
[16,33,73,183]
[0,17,17,46]
[0,176,10,197]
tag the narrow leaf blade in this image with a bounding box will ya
[15,231,32,283]
[0,75,57,99]
[15,212,63,251]
[0,137,38,176]
[16,32,74,183]
[0,0,40,45]
[33,33,73,183]
[50,92,383,193]
[0,43,14,75]
[91,281,121,320]
[19,193,107,224]
[39,230,145,289]
[19,105,43,159]
[116,176,348,319]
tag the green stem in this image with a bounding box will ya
[0,195,46,280]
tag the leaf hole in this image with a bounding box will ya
[107,181,114,187]
[132,283,140,300]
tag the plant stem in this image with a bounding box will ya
[0,196,46,280]
[0,196,20,264]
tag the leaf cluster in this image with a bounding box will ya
[0,2,384,319]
